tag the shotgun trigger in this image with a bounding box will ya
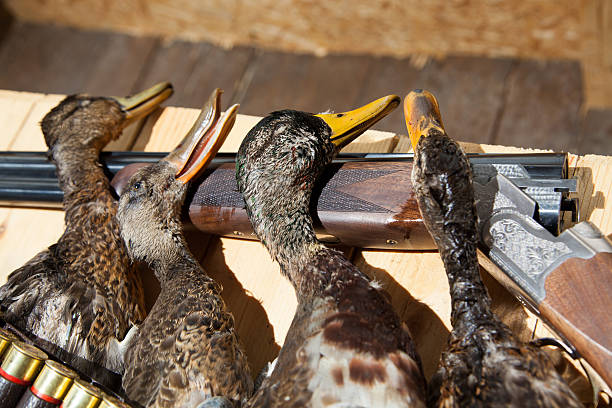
[530,336,578,359]
[530,336,611,406]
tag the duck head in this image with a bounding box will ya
[236,95,400,268]
[405,89,471,181]
[41,82,173,151]
[404,89,477,247]
[115,89,238,271]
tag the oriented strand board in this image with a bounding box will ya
[5,0,586,60]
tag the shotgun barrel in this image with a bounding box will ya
[0,151,575,249]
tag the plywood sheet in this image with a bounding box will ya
[5,0,611,111]
[5,0,586,60]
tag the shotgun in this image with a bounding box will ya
[0,151,575,250]
[2,150,612,389]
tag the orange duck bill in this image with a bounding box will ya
[111,89,237,195]
[164,88,239,184]
[403,89,446,150]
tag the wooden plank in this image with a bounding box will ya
[5,0,586,61]
[0,90,44,148]
[131,41,213,106]
[239,52,374,117]
[134,39,254,108]
[8,93,67,150]
[0,93,66,277]
[355,56,514,142]
[0,92,605,400]
[582,0,612,110]
[570,154,612,235]
[494,60,583,152]
[78,35,158,97]
[0,1,13,45]
[604,0,612,68]
[6,2,611,111]
[0,22,156,96]
[580,108,612,156]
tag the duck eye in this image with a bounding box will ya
[132,182,142,191]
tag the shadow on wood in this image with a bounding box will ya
[352,253,450,380]
[571,165,605,225]
[200,236,281,379]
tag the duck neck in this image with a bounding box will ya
[148,237,199,284]
[433,215,495,333]
[51,138,114,215]
[251,189,328,294]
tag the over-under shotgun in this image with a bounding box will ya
[0,151,574,249]
[1,150,612,388]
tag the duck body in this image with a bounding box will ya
[405,90,582,408]
[237,105,426,408]
[120,227,251,407]
[116,92,252,407]
[0,86,171,374]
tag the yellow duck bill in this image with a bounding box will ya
[113,81,174,122]
[315,95,400,149]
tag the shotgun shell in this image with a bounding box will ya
[61,379,102,408]
[0,327,18,359]
[98,393,131,408]
[15,360,78,407]
[0,341,48,407]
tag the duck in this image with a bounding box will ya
[115,89,253,408]
[0,82,172,378]
[404,89,582,407]
[236,96,427,407]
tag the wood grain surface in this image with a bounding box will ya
[540,252,612,388]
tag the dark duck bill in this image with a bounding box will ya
[165,88,238,183]
[403,89,445,150]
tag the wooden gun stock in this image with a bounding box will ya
[540,252,612,388]
[187,160,432,250]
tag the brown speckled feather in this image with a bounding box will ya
[406,90,582,408]
[122,261,251,408]
[123,258,252,407]
[117,96,252,408]
[0,95,146,375]
[246,248,425,407]
[237,108,426,407]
